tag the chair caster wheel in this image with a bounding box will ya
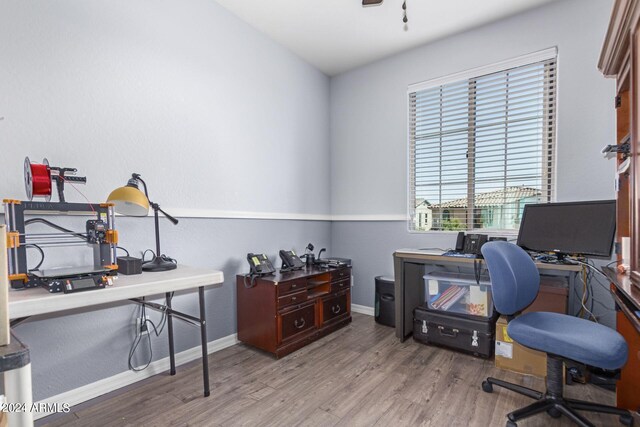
[482,381,493,393]
[506,421,517,427]
[620,414,634,426]
[546,407,561,418]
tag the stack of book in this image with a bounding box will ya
[430,285,468,311]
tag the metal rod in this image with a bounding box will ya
[24,238,87,242]
[165,293,176,375]
[22,232,88,237]
[4,201,15,276]
[25,242,88,248]
[24,239,86,244]
[154,206,161,257]
[130,299,201,326]
[10,202,19,273]
[199,286,210,397]
[108,205,116,265]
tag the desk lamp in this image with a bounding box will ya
[107,173,178,271]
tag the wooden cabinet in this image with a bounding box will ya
[616,305,640,410]
[600,0,640,412]
[600,0,640,285]
[236,266,352,358]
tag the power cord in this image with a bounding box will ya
[243,274,258,289]
[24,218,86,241]
[473,259,483,285]
[141,249,177,266]
[128,293,173,372]
[117,246,130,256]
[157,254,178,265]
[142,249,156,263]
[24,244,45,271]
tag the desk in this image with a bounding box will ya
[603,267,640,411]
[8,266,224,403]
[393,249,582,341]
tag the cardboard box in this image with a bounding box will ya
[523,279,568,314]
[495,316,547,378]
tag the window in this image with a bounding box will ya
[408,49,557,232]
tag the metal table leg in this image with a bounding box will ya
[166,292,176,376]
[199,286,210,397]
[132,289,210,397]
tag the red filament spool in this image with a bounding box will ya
[24,157,52,201]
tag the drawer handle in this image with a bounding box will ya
[331,305,341,314]
[294,318,306,329]
[291,296,297,302]
[291,284,297,289]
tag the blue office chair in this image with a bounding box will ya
[480,241,633,427]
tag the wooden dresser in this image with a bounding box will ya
[236,266,352,358]
[599,0,640,412]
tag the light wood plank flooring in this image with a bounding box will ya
[39,313,636,426]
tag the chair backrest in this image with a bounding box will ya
[481,241,540,315]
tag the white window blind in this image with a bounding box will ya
[409,55,556,232]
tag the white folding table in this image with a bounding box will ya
[7,265,224,426]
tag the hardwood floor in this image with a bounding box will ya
[40,313,635,427]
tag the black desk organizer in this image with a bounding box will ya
[413,272,498,358]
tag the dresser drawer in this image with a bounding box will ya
[278,279,306,296]
[331,279,350,293]
[279,303,316,342]
[322,292,349,325]
[278,290,308,308]
[330,268,350,282]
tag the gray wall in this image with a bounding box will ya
[329,0,618,326]
[0,0,332,401]
[0,0,331,215]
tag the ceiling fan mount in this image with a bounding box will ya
[362,0,408,24]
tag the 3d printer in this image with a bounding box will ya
[3,158,118,292]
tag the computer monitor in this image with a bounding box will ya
[517,200,616,259]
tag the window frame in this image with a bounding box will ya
[406,48,558,234]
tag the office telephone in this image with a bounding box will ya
[455,232,488,255]
[247,253,276,276]
[279,250,305,270]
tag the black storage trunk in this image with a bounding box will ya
[413,306,496,358]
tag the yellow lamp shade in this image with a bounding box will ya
[107,185,150,216]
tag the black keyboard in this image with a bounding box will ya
[441,251,478,258]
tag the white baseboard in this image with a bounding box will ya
[351,304,374,316]
[34,333,238,420]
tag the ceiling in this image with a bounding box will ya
[213,0,559,76]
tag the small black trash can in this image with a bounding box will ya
[375,276,395,327]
